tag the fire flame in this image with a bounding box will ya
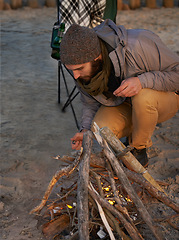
[66,204,73,209]
[108,200,115,205]
[103,186,110,191]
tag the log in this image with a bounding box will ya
[77,131,93,240]
[42,214,70,239]
[100,127,166,194]
[93,124,164,240]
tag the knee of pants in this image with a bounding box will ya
[132,89,156,110]
[91,104,132,138]
[132,89,179,123]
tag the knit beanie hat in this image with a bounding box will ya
[60,24,101,65]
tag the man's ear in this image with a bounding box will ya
[94,54,102,61]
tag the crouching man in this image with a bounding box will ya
[60,20,179,167]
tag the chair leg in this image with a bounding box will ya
[58,61,80,130]
[58,61,61,103]
[62,87,80,112]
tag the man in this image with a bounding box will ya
[60,19,179,167]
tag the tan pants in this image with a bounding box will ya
[92,89,179,149]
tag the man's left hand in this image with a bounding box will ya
[113,77,142,97]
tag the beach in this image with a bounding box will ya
[1,6,179,239]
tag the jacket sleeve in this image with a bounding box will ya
[80,91,101,131]
[134,31,179,91]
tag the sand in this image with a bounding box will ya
[1,6,179,240]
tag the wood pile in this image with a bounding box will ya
[30,125,179,240]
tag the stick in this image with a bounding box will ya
[90,171,129,239]
[30,148,83,214]
[89,173,131,240]
[93,123,164,240]
[89,183,143,240]
[123,167,179,213]
[104,209,131,240]
[106,161,141,237]
[58,152,106,169]
[89,183,116,240]
[100,127,166,194]
[77,131,93,240]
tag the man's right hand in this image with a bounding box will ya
[70,129,87,150]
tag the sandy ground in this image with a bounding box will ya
[1,6,179,240]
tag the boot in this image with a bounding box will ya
[131,148,149,168]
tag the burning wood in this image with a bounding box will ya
[30,126,179,240]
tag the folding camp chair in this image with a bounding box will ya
[51,0,117,130]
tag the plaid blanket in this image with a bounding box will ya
[58,0,106,31]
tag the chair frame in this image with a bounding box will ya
[57,60,80,130]
[55,0,80,130]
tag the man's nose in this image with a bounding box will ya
[73,71,80,79]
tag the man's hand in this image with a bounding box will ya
[70,129,87,150]
[113,77,142,97]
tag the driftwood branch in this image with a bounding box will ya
[30,148,83,214]
[123,167,179,213]
[77,131,93,240]
[104,209,131,240]
[106,160,141,238]
[89,183,116,240]
[100,126,166,194]
[89,183,143,240]
[93,123,164,240]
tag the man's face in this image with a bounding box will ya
[65,55,102,84]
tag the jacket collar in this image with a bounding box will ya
[94,19,127,79]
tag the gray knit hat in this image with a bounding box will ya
[60,24,101,65]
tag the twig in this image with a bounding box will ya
[106,161,140,235]
[90,170,129,239]
[89,183,143,240]
[167,214,179,230]
[89,182,116,240]
[90,170,105,198]
[57,183,77,200]
[30,148,83,214]
[104,209,131,240]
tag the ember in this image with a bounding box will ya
[30,126,179,240]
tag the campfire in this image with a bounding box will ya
[30,125,179,240]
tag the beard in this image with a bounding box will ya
[77,58,103,85]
